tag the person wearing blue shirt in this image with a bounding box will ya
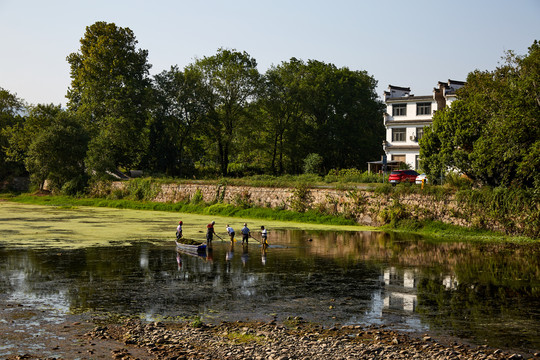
[241,223,250,244]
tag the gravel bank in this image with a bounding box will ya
[79,318,535,360]
[2,302,538,360]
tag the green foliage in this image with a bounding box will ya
[146,65,203,177]
[2,27,386,183]
[324,168,384,183]
[24,111,89,192]
[3,104,62,164]
[191,189,204,204]
[342,189,368,219]
[444,172,473,190]
[189,48,261,176]
[126,178,160,201]
[455,186,540,238]
[303,153,323,174]
[289,183,312,213]
[0,87,26,179]
[232,190,252,208]
[421,40,540,190]
[260,59,385,174]
[378,198,412,227]
[189,316,203,328]
[66,21,152,175]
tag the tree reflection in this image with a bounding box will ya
[0,232,538,352]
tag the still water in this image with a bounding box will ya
[1,229,539,352]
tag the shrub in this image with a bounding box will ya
[233,190,252,208]
[303,153,323,175]
[289,183,312,213]
[191,189,204,204]
[378,198,411,226]
[324,169,384,184]
[126,178,160,201]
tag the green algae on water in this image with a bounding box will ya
[0,202,366,249]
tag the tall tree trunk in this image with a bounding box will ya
[271,131,279,175]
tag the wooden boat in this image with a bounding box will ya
[175,239,207,254]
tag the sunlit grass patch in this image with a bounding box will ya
[225,331,267,344]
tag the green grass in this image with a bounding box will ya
[381,219,535,244]
[100,173,382,189]
[5,193,358,227]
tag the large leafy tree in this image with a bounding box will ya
[25,111,89,193]
[147,66,205,176]
[0,87,26,179]
[66,21,152,175]
[260,59,384,174]
[3,104,62,165]
[421,40,540,188]
[189,48,261,176]
[302,61,384,172]
[260,59,308,174]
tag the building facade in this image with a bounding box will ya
[381,80,465,171]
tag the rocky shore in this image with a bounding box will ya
[8,316,536,360]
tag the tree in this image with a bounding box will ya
[300,60,384,172]
[0,87,25,179]
[4,104,62,164]
[260,59,384,174]
[189,48,261,176]
[146,66,205,176]
[260,59,307,174]
[25,112,89,192]
[420,40,540,188]
[66,21,152,175]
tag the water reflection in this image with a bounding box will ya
[383,267,418,313]
[0,230,539,352]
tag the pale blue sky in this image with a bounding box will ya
[1,0,539,106]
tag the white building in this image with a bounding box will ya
[381,80,465,171]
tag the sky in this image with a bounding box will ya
[1,0,539,107]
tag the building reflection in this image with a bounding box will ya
[382,267,418,313]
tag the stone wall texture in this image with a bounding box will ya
[103,181,477,229]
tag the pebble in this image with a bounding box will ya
[80,318,527,360]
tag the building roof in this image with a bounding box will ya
[388,85,411,92]
[435,79,466,95]
[386,95,434,103]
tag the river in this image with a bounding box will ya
[0,202,539,355]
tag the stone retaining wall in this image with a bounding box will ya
[104,181,473,228]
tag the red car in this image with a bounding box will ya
[388,170,419,185]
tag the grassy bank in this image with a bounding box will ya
[3,192,533,243]
[380,219,535,243]
[4,193,358,226]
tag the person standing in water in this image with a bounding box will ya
[226,224,235,242]
[260,225,268,245]
[206,221,216,242]
[176,221,183,240]
[241,223,250,244]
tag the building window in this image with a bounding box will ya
[416,127,424,141]
[416,102,431,115]
[392,104,406,116]
[392,128,406,142]
[392,155,406,163]
[415,155,420,170]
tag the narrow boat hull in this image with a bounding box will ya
[175,240,207,254]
